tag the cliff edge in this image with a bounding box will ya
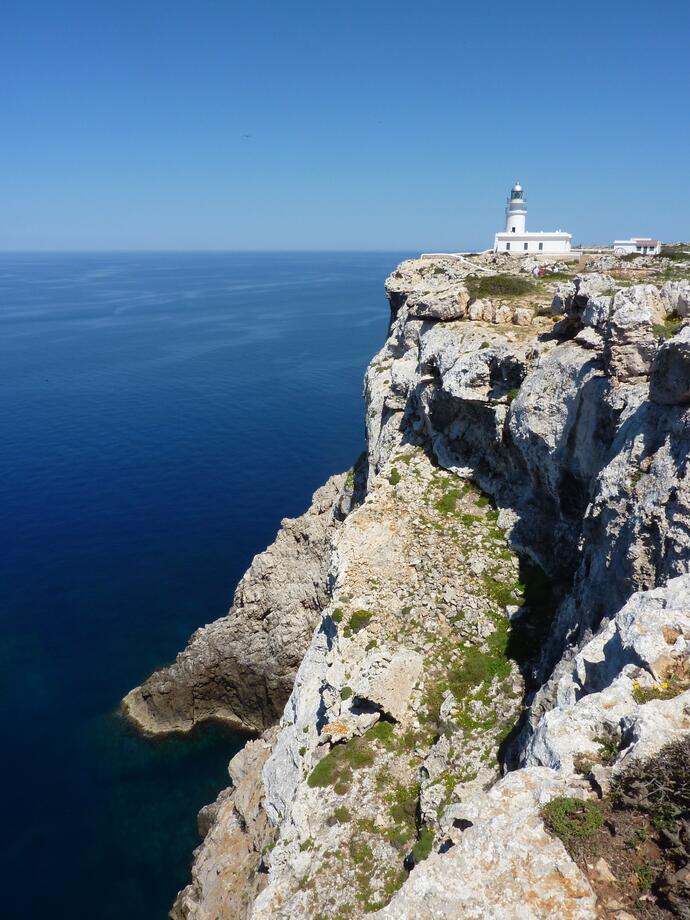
[128,248,690,919]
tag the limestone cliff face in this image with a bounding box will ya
[131,251,690,919]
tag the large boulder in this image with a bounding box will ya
[650,325,690,404]
[513,306,533,326]
[407,282,470,321]
[662,279,690,318]
[552,274,614,339]
[604,285,664,383]
[523,576,690,776]
[551,281,576,315]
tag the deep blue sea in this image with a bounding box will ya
[0,251,407,919]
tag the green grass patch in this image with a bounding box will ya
[434,488,462,515]
[340,686,353,700]
[543,797,603,839]
[595,729,620,765]
[411,825,435,864]
[466,273,535,300]
[306,731,377,788]
[388,468,401,486]
[333,805,351,823]
[506,386,520,404]
[368,720,396,749]
[632,672,689,704]
[343,609,373,637]
[652,312,683,340]
[539,271,575,282]
[660,245,690,261]
[349,838,373,865]
[636,861,656,892]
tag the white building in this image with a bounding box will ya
[613,238,661,256]
[493,182,572,256]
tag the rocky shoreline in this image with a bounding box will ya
[125,248,690,919]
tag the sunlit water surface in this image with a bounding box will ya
[0,251,409,918]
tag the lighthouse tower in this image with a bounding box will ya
[505,182,526,234]
[493,181,572,256]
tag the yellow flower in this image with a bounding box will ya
[662,682,669,689]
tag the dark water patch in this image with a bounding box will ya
[0,251,410,918]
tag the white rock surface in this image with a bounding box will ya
[373,768,597,920]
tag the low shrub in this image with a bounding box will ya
[389,468,401,486]
[543,797,603,839]
[343,609,372,637]
[466,274,535,300]
[411,825,435,864]
[652,312,683,340]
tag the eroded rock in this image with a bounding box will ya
[122,475,347,735]
[650,325,690,404]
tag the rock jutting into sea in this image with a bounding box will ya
[125,246,690,919]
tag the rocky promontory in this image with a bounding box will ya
[126,246,690,919]
[123,473,349,735]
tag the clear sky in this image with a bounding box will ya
[2,0,688,250]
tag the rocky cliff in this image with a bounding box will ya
[126,248,690,919]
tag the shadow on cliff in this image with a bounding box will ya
[498,556,559,771]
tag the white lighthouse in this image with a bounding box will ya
[493,182,572,256]
[505,182,527,234]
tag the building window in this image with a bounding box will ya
[524,242,528,251]
[506,242,510,251]
[538,242,543,251]
[511,227,516,232]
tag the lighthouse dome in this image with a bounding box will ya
[510,182,524,200]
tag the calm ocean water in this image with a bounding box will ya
[0,251,408,919]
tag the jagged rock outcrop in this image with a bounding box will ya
[523,576,690,778]
[251,449,528,918]
[123,474,347,735]
[374,767,598,920]
[171,731,277,920]
[131,251,690,920]
[651,326,690,405]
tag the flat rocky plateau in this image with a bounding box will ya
[126,248,690,919]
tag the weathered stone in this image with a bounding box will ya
[122,475,346,735]
[604,285,664,382]
[374,768,597,920]
[492,303,513,325]
[573,326,603,350]
[551,281,576,315]
[650,325,690,404]
[467,299,485,321]
[171,732,276,920]
[513,306,533,326]
[591,858,616,884]
[523,576,690,776]
[349,647,423,722]
[662,279,690,317]
[407,283,470,320]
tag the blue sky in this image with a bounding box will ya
[2,0,688,250]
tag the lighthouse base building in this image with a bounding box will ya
[494,183,572,256]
